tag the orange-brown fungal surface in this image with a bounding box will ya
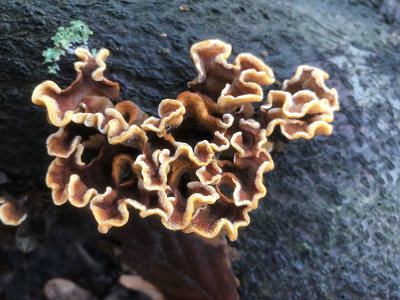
[188,39,275,108]
[283,65,339,111]
[32,49,119,127]
[0,196,27,226]
[261,65,339,139]
[32,41,339,241]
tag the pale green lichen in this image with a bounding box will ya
[43,20,93,74]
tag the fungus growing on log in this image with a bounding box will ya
[32,40,339,241]
[0,196,27,226]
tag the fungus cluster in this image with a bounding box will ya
[32,40,339,241]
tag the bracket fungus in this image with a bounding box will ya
[32,40,339,241]
[0,196,27,226]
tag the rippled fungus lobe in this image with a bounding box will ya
[0,196,27,226]
[32,40,339,241]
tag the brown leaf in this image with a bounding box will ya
[110,214,239,300]
[119,275,165,300]
[44,278,96,300]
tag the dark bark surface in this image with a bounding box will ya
[1,0,400,299]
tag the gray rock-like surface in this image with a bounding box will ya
[1,0,399,298]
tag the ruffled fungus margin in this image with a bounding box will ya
[32,40,338,241]
[0,196,27,226]
[261,65,339,139]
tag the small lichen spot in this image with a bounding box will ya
[43,20,93,74]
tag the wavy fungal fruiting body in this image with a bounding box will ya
[32,40,339,241]
[0,197,27,226]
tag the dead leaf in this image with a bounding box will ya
[44,278,96,300]
[119,275,165,300]
[110,214,239,300]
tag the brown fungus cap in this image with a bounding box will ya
[0,196,27,226]
[283,65,339,111]
[34,48,148,146]
[188,39,275,108]
[261,65,338,139]
[32,49,120,127]
[32,41,338,241]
